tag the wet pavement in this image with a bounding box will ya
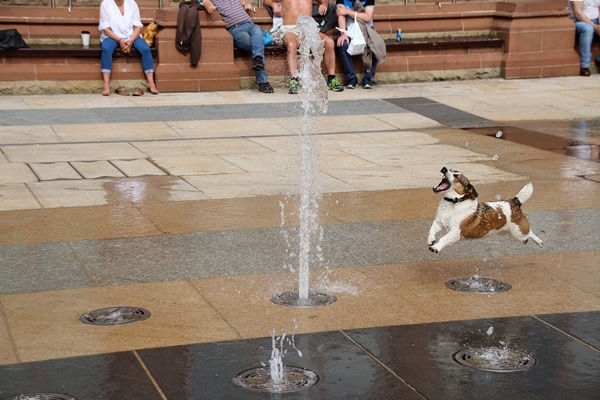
[0,77,599,399]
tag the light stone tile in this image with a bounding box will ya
[0,163,38,184]
[0,96,29,110]
[2,142,146,163]
[320,149,380,170]
[152,155,245,176]
[29,162,81,181]
[53,122,180,142]
[167,118,294,138]
[248,135,303,152]
[71,161,126,179]
[28,179,110,208]
[358,130,440,146]
[103,177,211,203]
[111,159,166,177]
[0,125,61,144]
[323,165,430,191]
[322,162,523,192]
[437,93,580,122]
[266,114,400,137]
[220,152,301,172]
[0,184,41,211]
[184,170,356,199]
[345,143,491,167]
[371,113,442,130]
[133,138,270,158]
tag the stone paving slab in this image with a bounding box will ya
[71,160,126,179]
[29,162,81,181]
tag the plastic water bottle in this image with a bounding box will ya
[396,28,402,42]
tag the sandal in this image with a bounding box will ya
[132,87,144,96]
[115,86,129,96]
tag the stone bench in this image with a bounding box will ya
[0,0,582,94]
[233,34,505,88]
[1,45,157,59]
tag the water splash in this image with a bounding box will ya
[295,15,328,299]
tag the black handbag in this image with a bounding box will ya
[0,29,30,50]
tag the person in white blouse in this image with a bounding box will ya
[99,0,159,95]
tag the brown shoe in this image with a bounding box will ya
[580,67,591,76]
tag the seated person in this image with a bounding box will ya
[204,0,275,93]
[335,0,378,88]
[99,0,159,96]
[568,0,600,76]
[264,0,344,94]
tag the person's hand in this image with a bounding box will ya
[317,3,327,15]
[337,33,349,46]
[120,38,132,53]
[203,0,217,14]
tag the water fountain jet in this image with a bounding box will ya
[271,15,335,308]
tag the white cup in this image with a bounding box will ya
[81,30,90,48]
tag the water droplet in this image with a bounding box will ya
[495,130,503,138]
[487,326,494,335]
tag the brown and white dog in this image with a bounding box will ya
[428,167,543,253]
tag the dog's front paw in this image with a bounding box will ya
[429,245,439,253]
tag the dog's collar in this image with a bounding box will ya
[444,195,466,204]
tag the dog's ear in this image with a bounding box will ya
[466,184,478,199]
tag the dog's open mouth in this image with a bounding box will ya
[433,176,451,193]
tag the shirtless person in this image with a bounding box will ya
[264,0,343,94]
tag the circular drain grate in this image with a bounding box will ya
[79,306,151,325]
[454,347,537,372]
[233,366,319,393]
[3,394,77,400]
[446,277,511,294]
[271,291,336,308]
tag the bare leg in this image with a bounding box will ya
[284,33,299,77]
[145,72,159,95]
[102,72,111,96]
[321,34,336,75]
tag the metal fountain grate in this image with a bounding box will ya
[233,366,319,393]
[79,306,151,325]
[271,291,336,308]
[3,394,77,400]
[446,277,511,294]
[454,347,537,372]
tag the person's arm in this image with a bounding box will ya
[314,0,328,16]
[264,0,283,17]
[239,0,253,12]
[572,1,600,34]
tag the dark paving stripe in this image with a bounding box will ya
[0,100,405,126]
[383,97,500,128]
[1,312,598,399]
[1,209,597,294]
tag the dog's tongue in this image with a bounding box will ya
[433,178,451,193]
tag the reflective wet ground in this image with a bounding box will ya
[0,77,598,399]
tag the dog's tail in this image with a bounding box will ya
[515,183,534,205]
